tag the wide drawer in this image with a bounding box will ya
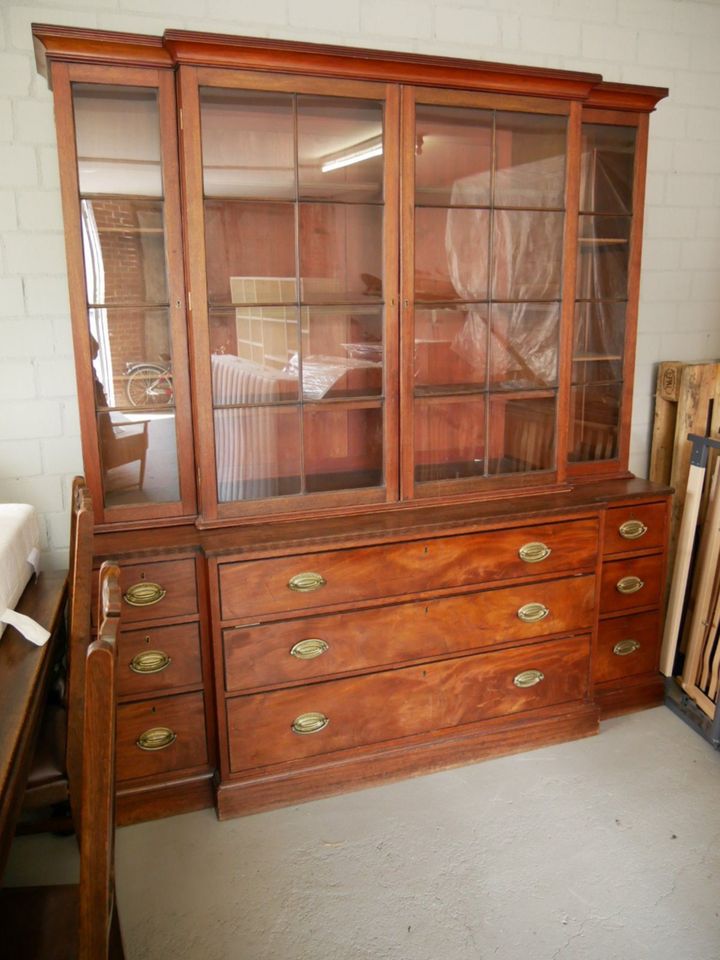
[117,622,203,697]
[218,518,599,622]
[599,554,663,614]
[116,692,208,782]
[603,502,666,556]
[114,558,198,625]
[223,574,596,692]
[226,635,590,773]
[594,611,661,683]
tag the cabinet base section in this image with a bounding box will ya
[216,701,600,820]
[594,672,665,720]
[116,772,215,826]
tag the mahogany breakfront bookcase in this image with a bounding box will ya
[34,24,670,823]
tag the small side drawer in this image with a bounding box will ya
[603,503,666,556]
[223,574,596,692]
[118,558,198,624]
[117,623,203,697]
[599,555,663,614]
[116,692,208,782]
[594,611,661,683]
[226,635,590,774]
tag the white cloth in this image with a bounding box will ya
[0,503,50,645]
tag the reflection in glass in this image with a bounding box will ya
[200,88,295,200]
[494,112,566,209]
[488,395,556,474]
[210,320,299,406]
[490,303,559,390]
[73,84,162,196]
[414,396,485,482]
[572,302,626,384]
[298,96,383,203]
[299,203,383,303]
[493,210,563,300]
[99,410,180,506]
[414,305,487,392]
[580,124,636,215]
[414,104,492,207]
[576,215,631,300]
[416,207,489,302]
[204,201,297,305]
[215,405,302,502]
[89,308,172,410]
[82,200,167,306]
[300,306,383,399]
[569,383,621,462]
[304,405,383,491]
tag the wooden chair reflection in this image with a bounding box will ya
[0,562,125,960]
[100,414,149,490]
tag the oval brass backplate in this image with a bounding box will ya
[518,541,551,564]
[136,727,177,751]
[129,650,172,674]
[517,602,550,624]
[613,638,641,656]
[124,581,166,607]
[514,669,545,688]
[291,712,329,735]
[288,572,327,593]
[290,638,329,660]
[619,519,648,541]
[616,575,644,595]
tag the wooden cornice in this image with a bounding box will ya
[32,24,668,110]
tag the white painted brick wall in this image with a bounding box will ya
[2,0,719,568]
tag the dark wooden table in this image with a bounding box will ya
[0,571,67,880]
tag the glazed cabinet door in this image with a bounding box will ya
[179,67,399,521]
[50,63,196,523]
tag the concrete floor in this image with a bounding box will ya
[6,706,720,959]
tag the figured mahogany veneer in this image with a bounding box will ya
[603,502,667,557]
[116,692,208,782]
[594,611,661,684]
[599,554,663,615]
[117,622,203,698]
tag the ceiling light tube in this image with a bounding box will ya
[321,139,383,173]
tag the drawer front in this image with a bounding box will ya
[117,623,203,697]
[116,692,208,782]
[594,611,661,683]
[599,555,663,614]
[603,503,666,556]
[223,574,596,692]
[227,635,590,773]
[115,558,198,625]
[218,518,599,622]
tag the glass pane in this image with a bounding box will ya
[580,124,636,215]
[414,104,492,207]
[200,88,294,200]
[414,305,487,393]
[210,348,298,406]
[576,215,631,300]
[204,201,297,305]
[414,396,485,482]
[89,308,172,410]
[494,112,566,209]
[488,395,556,474]
[73,84,162,196]
[299,203,382,303]
[99,410,179,506]
[493,210,563,300]
[300,306,383,399]
[490,303,559,391]
[416,207,489,302]
[298,96,383,203]
[304,405,383,492]
[572,302,626,384]
[214,405,302,501]
[569,383,621,462]
[82,200,167,306]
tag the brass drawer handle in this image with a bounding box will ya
[124,581,166,607]
[291,712,329,735]
[619,519,648,541]
[613,638,641,656]
[518,541,551,564]
[129,650,172,674]
[288,572,327,593]
[514,669,545,688]
[517,602,550,624]
[616,575,644,595]
[136,727,177,751]
[290,638,329,660]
